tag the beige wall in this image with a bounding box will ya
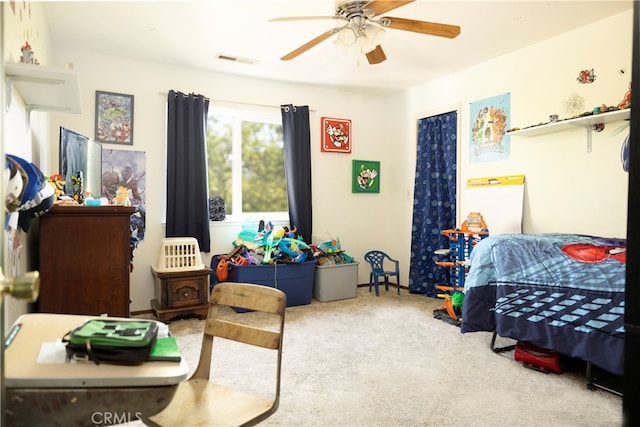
[405,10,632,239]
[45,48,402,312]
[2,3,633,316]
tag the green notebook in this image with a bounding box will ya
[148,336,181,362]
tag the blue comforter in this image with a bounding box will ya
[461,233,626,376]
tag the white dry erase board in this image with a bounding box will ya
[461,175,525,235]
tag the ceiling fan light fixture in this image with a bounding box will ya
[364,24,385,46]
[338,26,357,46]
[333,35,351,50]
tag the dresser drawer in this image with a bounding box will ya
[166,277,206,308]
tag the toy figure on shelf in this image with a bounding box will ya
[20,41,39,65]
[618,82,632,110]
[70,171,85,204]
[115,185,131,206]
[46,174,66,202]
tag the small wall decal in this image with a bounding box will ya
[577,69,596,84]
[564,93,585,117]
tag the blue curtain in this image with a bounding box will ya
[281,104,312,243]
[409,111,458,296]
[165,90,211,252]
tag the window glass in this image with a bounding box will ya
[207,108,288,220]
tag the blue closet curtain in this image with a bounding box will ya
[281,104,313,243]
[165,90,211,252]
[409,111,457,296]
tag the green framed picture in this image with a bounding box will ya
[352,160,380,193]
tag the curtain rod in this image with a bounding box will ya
[158,92,315,112]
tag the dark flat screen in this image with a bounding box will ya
[59,127,102,199]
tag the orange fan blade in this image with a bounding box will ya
[382,16,460,38]
[366,45,387,64]
[280,29,338,61]
[364,0,415,16]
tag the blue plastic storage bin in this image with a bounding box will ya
[210,255,315,307]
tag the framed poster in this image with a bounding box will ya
[352,160,380,193]
[469,93,510,163]
[95,90,134,145]
[321,117,351,153]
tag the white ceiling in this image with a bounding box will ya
[41,1,633,96]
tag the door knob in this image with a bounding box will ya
[0,268,40,302]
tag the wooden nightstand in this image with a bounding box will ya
[150,267,211,323]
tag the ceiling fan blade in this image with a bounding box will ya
[364,0,415,16]
[269,16,341,22]
[366,45,387,64]
[281,29,338,61]
[382,17,460,38]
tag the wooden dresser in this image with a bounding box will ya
[38,205,135,317]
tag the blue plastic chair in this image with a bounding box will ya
[364,250,400,296]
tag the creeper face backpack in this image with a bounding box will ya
[63,319,159,365]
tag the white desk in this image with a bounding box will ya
[4,313,189,426]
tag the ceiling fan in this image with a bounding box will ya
[270,0,460,65]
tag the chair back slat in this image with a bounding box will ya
[212,282,286,315]
[205,318,281,349]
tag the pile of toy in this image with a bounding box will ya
[220,220,314,266]
[314,237,356,266]
[214,220,315,282]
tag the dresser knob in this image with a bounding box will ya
[183,291,190,298]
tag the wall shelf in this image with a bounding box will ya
[4,62,82,126]
[507,109,630,152]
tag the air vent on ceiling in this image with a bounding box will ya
[215,54,257,65]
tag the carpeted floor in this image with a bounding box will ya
[136,287,623,426]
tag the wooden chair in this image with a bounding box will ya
[144,282,286,427]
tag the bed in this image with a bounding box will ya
[461,233,626,377]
